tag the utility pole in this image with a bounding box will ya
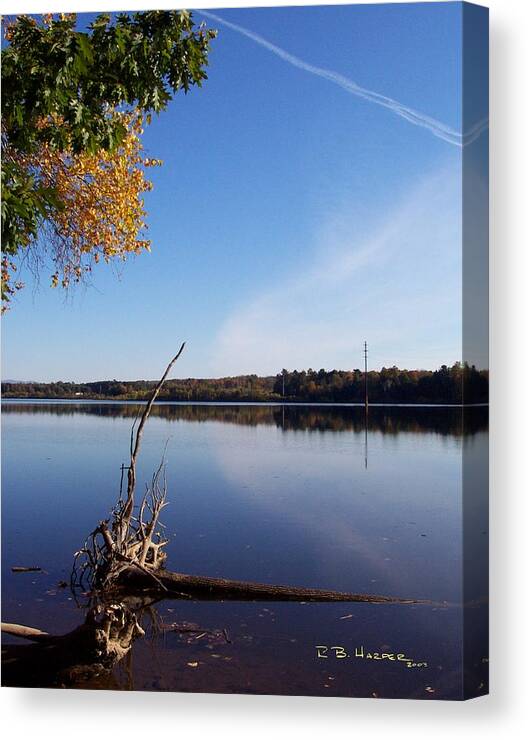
[364,341,369,412]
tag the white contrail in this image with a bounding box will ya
[200,10,488,148]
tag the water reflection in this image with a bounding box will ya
[2,400,488,437]
[365,408,369,469]
[1,401,488,697]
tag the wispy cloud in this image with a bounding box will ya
[201,10,487,147]
[212,165,463,374]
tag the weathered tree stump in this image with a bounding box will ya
[1,604,144,688]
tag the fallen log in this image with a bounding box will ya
[114,565,430,604]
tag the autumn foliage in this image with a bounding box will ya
[6,112,161,291]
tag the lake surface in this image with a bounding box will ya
[1,402,488,698]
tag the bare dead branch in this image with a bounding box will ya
[122,342,185,530]
[72,347,185,593]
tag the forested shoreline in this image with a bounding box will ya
[2,363,488,404]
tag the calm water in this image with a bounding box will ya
[1,402,488,698]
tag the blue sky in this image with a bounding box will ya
[1,3,488,381]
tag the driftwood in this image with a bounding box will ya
[1,604,144,688]
[70,345,428,606]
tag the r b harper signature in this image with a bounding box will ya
[315,645,428,669]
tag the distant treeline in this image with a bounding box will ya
[274,363,488,404]
[2,363,488,404]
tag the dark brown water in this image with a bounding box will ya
[1,402,488,698]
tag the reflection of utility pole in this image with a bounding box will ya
[364,341,368,413]
[282,369,285,429]
[364,341,369,469]
[364,408,369,469]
